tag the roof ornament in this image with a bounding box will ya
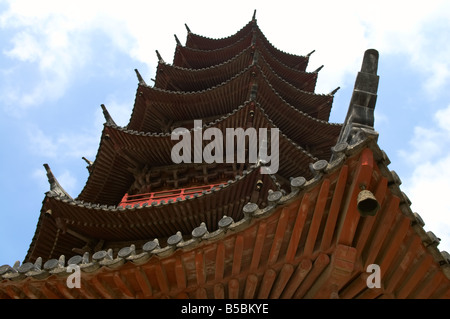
[134,69,147,86]
[252,9,257,21]
[101,104,117,126]
[155,50,164,63]
[329,87,340,95]
[307,50,315,57]
[43,163,73,200]
[313,65,324,73]
[174,34,181,46]
[337,49,380,146]
[184,23,191,33]
[82,157,94,172]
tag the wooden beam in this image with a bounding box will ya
[228,278,240,299]
[257,268,277,298]
[293,253,330,298]
[269,263,294,299]
[268,207,290,265]
[249,222,267,272]
[304,179,330,257]
[320,165,348,251]
[285,193,312,263]
[281,259,312,299]
[232,235,245,276]
[338,148,374,246]
[243,274,258,299]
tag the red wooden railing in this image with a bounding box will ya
[118,183,224,207]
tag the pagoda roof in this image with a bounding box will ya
[155,46,318,93]
[25,164,278,262]
[183,18,309,71]
[185,19,254,50]
[76,102,317,206]
[127,65,339,148]
[2,137,449,299]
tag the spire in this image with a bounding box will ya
[43,164,72,199]
[101,104,117,126]
[337,49,380,146]
[134,69,146,86]
[252,9,257,21]
[184,23,191,33]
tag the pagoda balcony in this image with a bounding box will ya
[118,183,224,208]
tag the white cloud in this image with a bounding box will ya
[401,104,450,252]
[27,124,100,160]
[32,167,78,196]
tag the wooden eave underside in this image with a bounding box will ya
[4,140,450,299]
[25,165,276,262]
[127,65,338,144]
[72,102,318,206]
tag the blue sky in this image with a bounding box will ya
[1,0,450,267]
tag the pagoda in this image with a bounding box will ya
[1,11,449,299]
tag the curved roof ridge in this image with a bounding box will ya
[158,44,252,74]
[127,66,254,131]
[107,102,318,180]
[258,55,330,98]
[256,65,341,127]
[173,31,252,68]
[138,62,253,96]
[185,19,254,49]
[254,26,309,70]
[255,48,318,92]
[257,54,332,120]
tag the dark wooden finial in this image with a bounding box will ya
[155,50,164,63]
[101,104,116,126]
[82,157,93,172]
[43,163,72,199]
[329,87,340,95]
[313,65,324,73]
[252,9,257,20]
[184,23,191,33]
[134,69,146,86]
[307,50,315,57]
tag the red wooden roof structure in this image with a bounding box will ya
[1,11,449,299]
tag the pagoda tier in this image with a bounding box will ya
[155,46,318,93]
[77,102,317,205]
[182,18,309,71]
[127,65,339,145]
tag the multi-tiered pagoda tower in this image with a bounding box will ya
[1,12,449,299]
